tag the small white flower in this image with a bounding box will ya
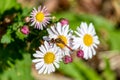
[47,22,73,57]
[73,22,100,59]
[32,41,61,74]
[30,6,51,30]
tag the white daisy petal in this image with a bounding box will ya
[38,64,46,74]
[50,64,55,72]
[91,46,96,55]
[47,65,52,74]
[47,29,55,37]
[72,44,80,50]
[35,62,44,70]
[43,36,51,41]
[62,25,65,34]
[85,50,89,59]
[79,28,85,35]
[33,53,43,58]
[33,8,37,13]
[88,23,94,33]
[72,37,81,49]
[56,23,62,35]
[80,22,87,33]
[54,62,59,68]
[75,31,82,37]
[64,25,69,36]
[51,26,59,35]
[83,47,87,59]
[36,51,43,54]
[32,59,43,63]
[93,44,98,48]
[94,36,99,40]
[43,65,48,74]
[94,39,100,44]
[31,21,35,26]
[44,41,49,50]
[83,22,88,32]
[39,45,46,53]
[88,47,92,59]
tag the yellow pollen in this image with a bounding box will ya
[44,52,55,64]
[83,34,93,46]
[56,35,67,49]
[35,12,44,22]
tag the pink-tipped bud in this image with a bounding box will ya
[77,50,84,58]
[59,18,69,26]
[63,55,73,64]
[21,26,29,35]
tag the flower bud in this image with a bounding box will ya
[21,26,29,35]
[62,55,73,64]
[77,50,84,58]
[24,16,30,23]
[59,18,69,26]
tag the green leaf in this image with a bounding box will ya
[102,58,116,80]
[0,54,34,80]
[0,0,21,15]
[16,29,27,40]
[1,30,14,44]
[59,62,85,80]
[74,60,102,80]
[109,31,120,50]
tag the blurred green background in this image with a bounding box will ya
[0,0,120,80]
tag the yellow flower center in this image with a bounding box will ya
[35,12,44,22]
[44,52,55,64]
[56,35,68,49]
[83,34,93,46]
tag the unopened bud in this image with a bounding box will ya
[24,16,30,23]
[62,55,73,64]
[21,26,29,35]
[59,18,69,26]
[77,50,84,58]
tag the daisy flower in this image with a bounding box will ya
[47,22,73,57]
[32,41,61,74]
[73,22,100,59]
[30,6,51,30]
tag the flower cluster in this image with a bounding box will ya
[31,6,100,74]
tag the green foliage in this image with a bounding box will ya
[16,29,27,40]
[59,60,102,80]
[74,60,102,80]
[109,31,120,50]
[0,0,20,15]
[102,58,116,80]
[0,39,26,73]
[59,62,84,80]
[0,54,34,80]
[1,29,14,43]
